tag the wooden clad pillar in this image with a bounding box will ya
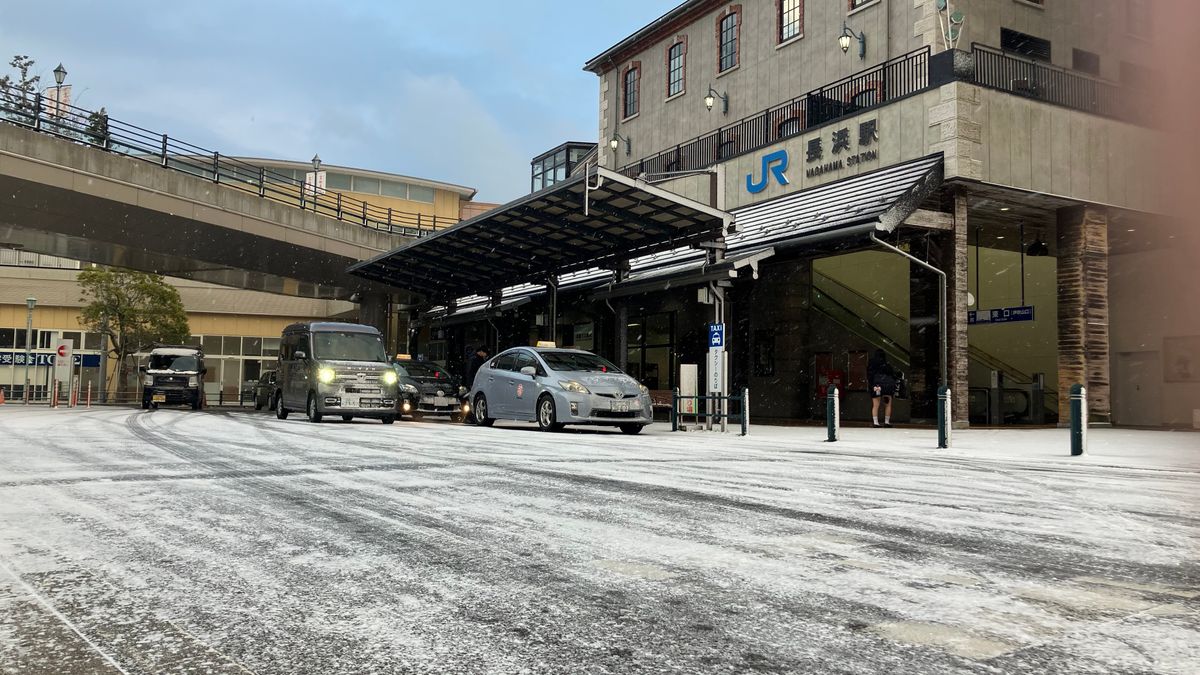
[1057,206,1111,424]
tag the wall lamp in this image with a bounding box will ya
[704,86,729,115]
[609,133,631,156]
[839,22,866,60]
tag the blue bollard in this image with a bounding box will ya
[937,385,951,449]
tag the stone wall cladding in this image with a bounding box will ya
[928,82,984,181]
[1057,206,1111,424]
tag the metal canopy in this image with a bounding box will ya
[348,166,734,301]
[591,247,775,300]
[729,154,944,251]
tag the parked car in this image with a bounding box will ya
[273,322,399,424]
[252,370,277,410]
[141,345,205,410]
[393,356,469,421]
[470,347,651,434]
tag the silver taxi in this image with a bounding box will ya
[470,347,651,434]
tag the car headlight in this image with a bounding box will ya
[188,376,199,387]
[317,368,336,384]
[458,385,467,395]
[639,384,649,395]
[402,383,418,394]
[560,380,590,394]
[381,370,398,385]
[142,375,153,387]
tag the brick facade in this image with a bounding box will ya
[1056,206,1111,424]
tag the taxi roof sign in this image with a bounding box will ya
[535,341,557,348]
[395,353,412,360]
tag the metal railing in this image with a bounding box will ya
[0,82,454,237]
[970,43,1137,122]
[618,47,930,178]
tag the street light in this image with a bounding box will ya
[609,133,630,156]
[838,23,866,60]
[52,63,67,118]
[704,86,729,115]
[23,297,35,405]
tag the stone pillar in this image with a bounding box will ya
[1056,206,1111,424]
[942,193,971,427]
[357,292,389,341]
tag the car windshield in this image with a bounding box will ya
[148,354,198,371]
[311,332,387,362]
[540,351,621,374]
[398,362,445,378]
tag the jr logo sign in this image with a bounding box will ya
[746,150,790,194]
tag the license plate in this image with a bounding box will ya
[430,396,454,407]
[152,393,166,403]
[610,400,630,413]
[343,395,359,408]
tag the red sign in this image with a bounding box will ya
[57,344,68,357]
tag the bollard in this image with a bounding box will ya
[937,385,951,449]
[826,385,839,442]
[671,388,679,432]
[1070,384,1087,456]
[51,380,59,408]
[86,382,92,409]
[741,388,750,437]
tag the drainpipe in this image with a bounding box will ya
[869,232,947,387]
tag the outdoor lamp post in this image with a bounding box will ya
[609,133,631,156]
[52,63,67,118]
[704,86,729,115]
[839,23,866,59]
[310,154,321,211]
[23,297,35,404]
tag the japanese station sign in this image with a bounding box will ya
[968,306,1035,325]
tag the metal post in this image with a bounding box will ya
[988,370,1003,425]
[86,381,92,409]
[937,385,951,448]
[211,152,220,183]
[33,92,42,130]
[741,388,750,436]
[99,315,109,404]
[1070,384,1087,456]
[671,388,679,432]
[23,297,34,405]
[160,134,169,166]
[258,166,266,197]
[1031,373,1046,425]
[826,385,839,442]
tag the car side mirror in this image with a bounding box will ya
[520,366,537,377]
[295,350,307,360]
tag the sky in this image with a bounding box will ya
[0,1,679,203]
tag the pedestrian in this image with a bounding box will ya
[464,344,490,392]
[868,349,900,428]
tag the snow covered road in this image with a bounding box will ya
[0,407,1197,673]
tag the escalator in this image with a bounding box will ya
[811,272,1057,424]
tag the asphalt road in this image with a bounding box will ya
[0,407,1197,674]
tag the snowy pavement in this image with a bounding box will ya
[0,407,1196,674]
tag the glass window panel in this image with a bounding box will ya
[351,176,381,194]
[262,337,280,357]
[642,347,670,390]
[0,328,13,349]
[201,335,221,355]
[84,332,102,350]
[243,360,262,381]
[780,0,802,42]
[242,337,263,356]
[381,181,408,198]
[325,172,352,190]
[646,313,672,345]
[408,185,435,203]
[555,166,566,181]
[720,13,739,71]
[185,335,202,347]
[38,331,52,349]
[14,330,29,349]
[533,175,543,191]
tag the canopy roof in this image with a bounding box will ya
[349,166,733,301]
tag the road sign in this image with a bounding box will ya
[53,340,73,382]
[708,323,725,348]
[708,348,724,393]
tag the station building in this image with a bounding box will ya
[361,0,1194,429]
[0,159,485,402]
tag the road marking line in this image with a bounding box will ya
[0,557,132,675]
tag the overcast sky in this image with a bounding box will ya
[0,1,678,203]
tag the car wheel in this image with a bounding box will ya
[275,393,289,420]
[619,424,645,435]
[191,392,202,411]
[342,415,353,422]
[381,416,395,425]
[537,395,563,432]
[254,396,263,411]
[474,394,494,427]
[307,393,323,423]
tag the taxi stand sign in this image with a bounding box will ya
[708,323,725,394]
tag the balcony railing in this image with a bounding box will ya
[969,43,1139,122]
[0,82,454,237]
[619,47,931,179]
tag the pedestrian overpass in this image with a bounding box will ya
[0,86,443,301]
